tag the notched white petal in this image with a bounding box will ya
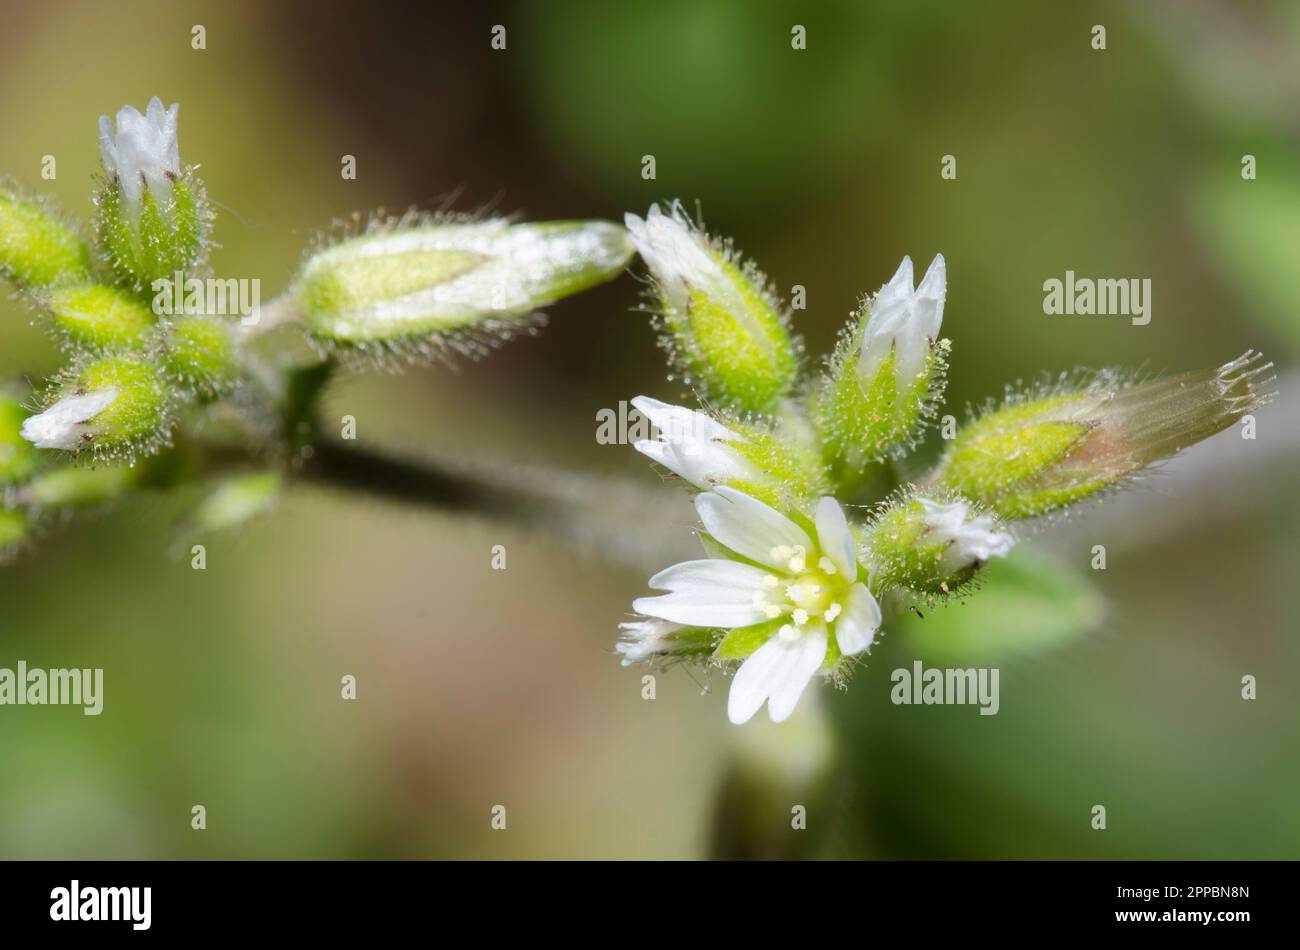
[634,558,769,627]
[814,496,858,578]
[833,583,881,656]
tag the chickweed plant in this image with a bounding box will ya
[0,103,1275,726]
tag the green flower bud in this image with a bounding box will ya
[94,98,210,291]
[0,184,92,288]
[41,283,156,351]
[625,202,797,415]
[865,492,1013,596]
[0,394,37,486]
[163,315,236,395]
[22,355,171,458]
[288,216,632,354]
[932,351,1277,519]
[187,472,281,534]
[814,255,948,475]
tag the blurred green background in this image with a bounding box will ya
[1,0,1296,858]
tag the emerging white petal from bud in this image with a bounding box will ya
[859,253,946,390]
[630,396,761,490]
[624,203,741,322]
[917,496,1013,573]
[624,202,797,414]
[614,620,685,666]
[98,97,181,208]
[20,389,118,450]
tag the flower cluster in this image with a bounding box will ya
[0,98,632,560]
[614,202,1274,724]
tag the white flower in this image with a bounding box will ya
[20,389,118,450]
[614,619,685,666]
[630,396,760,490]
[98,97,181,208]
[917,496,1014,573]
[631,486,882,725]
[859,253,946,391]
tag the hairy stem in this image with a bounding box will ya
[296,439,697,570]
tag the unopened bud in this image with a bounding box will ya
[625,202,797,415]
[815,254,948,473]
[290,217,632,352]
[22,355,170,458]
[932,351,1277,519]
[867,493,1014,595]
[630,395,830,507]
[0,185,92,288]
[163,315,236,395]
[95,98,210,290]
[42,283,156,351]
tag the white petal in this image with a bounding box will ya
[630,395,736,444]
[97,115,118,174]
[766,624,828,722]
[727,636,784,724]
[834,583,881,655]
[633,436,755,491]
[727,624,828,725]
[913,252,946,339]
[631,437,674,468]
[876,255,914,308]
[814,496,857,579]
[633,559,768,627]
[19,389,118,450]
[629,396,758,489]
[696,486,813,569]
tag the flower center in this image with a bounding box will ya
[753,553,848,628]
[786,570,834,614]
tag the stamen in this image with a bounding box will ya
[792,608,809,625]
[824,602,842,622]
[818,556,837,575]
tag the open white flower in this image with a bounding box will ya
[631,395,760,489]
[860,254,946,391]
[630,486,882,724]
[98,97,181,208]
[20,389,118,450]
[917,496,1014,573]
